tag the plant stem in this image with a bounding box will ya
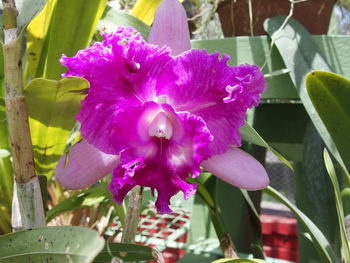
[209,208,239,258]
[121,186,143,243]
[2,0,46,230]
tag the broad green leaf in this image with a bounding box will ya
[25,77,88,178]
[93,243,155,262]
[97,7,150,39]
[212,259,268,263]
[306,71,350,174]
[43,0,107,80]
[0,226,104,262]
[264,186,338,263]
[0,0,47,33]
[131,0,162,25]
[264,16,346,173]
[25,0,57,80]
[46,183,112,222]
[240,122,293,170]
[324,149,350,262]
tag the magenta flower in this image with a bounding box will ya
[55,0,269,213]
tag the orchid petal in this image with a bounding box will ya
[148,0,190,55]
[62,27,172,154]
[55,140,119,189]
[157,49,266,155]
[201,148,269,190]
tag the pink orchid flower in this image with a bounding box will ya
[55,0,269,213]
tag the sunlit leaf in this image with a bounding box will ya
[42,0,107,80]
[25,0,57,80]
[25,77,88,178]
[131,0,162,25]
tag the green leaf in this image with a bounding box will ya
[0,0,47,32]
[42,0,107,80]
[93,243,155,262]
[323,149,350,262]
[0,226,104,262]
[25,77,88,178]
[240,122,293,170]
[46,183,112,222]
[264,16,346,173]
[212,258,268,263]
[263,186,338,263]
[97,7,150,39]
[306,71,350,174]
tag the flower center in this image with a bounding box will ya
[148,111,173,139]
[156,95,168,104]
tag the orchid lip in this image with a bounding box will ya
[148,111,173,139]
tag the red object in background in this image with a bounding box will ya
[261,215,298,262]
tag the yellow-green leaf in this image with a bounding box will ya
[132,0,162,25]
[25,77,88,178]
[25,0,57,80]
[41,0,106,80]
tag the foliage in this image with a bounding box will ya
[0,226,105,262]
[25,77,88,177]
[93,243,155,262]
[324,149,350,262]
[306,71,350,175]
